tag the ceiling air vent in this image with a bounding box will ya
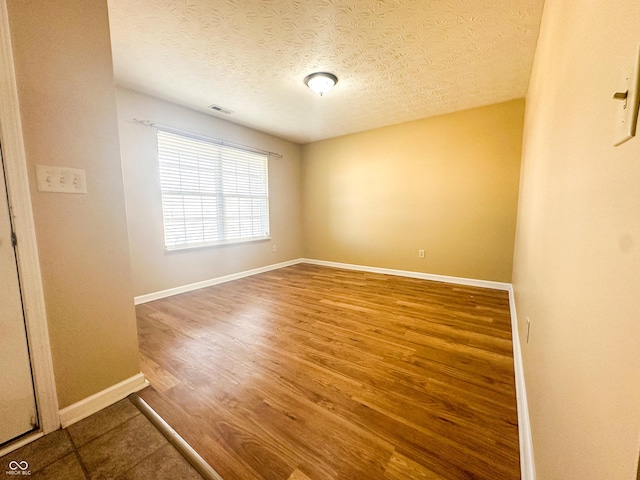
[208,104,233,115]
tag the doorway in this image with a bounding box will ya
[0,143,38,445]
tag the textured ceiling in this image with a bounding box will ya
[107,0,544,144]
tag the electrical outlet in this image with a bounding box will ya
[418,249,425,259]
[526,317,531,344]
[272,244,277,253]
[36,165,87,194]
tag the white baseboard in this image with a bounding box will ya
[58,373,148,428]
[134,259,303,305]
[135,258,510,306]
[508,286,536,480]
[301,258,512,291]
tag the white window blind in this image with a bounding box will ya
[157,130,270,250]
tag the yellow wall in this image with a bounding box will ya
[513,0,640,478]
[302,100,524,283]
[116,88,304,297]
[7,0,140,408]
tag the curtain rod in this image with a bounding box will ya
[131,119,283,158]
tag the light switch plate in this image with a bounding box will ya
[613,46,640,146]
[36,165,87,194]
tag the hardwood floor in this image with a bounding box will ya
[136,264,519,480]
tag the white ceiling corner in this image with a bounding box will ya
[107,0,544,144]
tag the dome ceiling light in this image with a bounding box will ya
[304,72,338,96]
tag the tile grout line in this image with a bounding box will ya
[1,433,66,477]
[69,407,143,449]
[113,439,170,479]
[64,429,91,480]
[67,404,174,479]
[128,393,224,480]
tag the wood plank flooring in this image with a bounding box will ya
[136,264,519,480]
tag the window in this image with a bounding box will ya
[157,130,270,250]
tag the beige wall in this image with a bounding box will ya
[115,88,303,297]
[513,0,640,478]
[7,0,140,408]
[302,100,524,283]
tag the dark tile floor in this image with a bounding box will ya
[0,397,204,479]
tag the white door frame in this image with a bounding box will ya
[0,0,59,445]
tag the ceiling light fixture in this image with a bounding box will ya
[304,72,338,96]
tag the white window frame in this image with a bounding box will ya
[156,129,270,251]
